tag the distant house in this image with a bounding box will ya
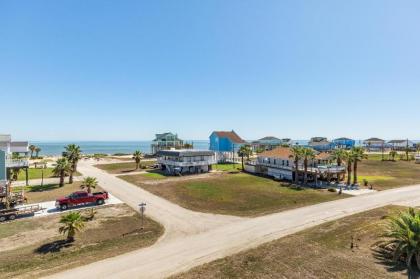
[157,149,216,175]
[250,147,345,182]
[388,139,416,151]
[281,138,292,146]
[209,130,246,152]
[333,137,355,149]
[251,136,283,152]
[308,137,334,152]
[363,138,387,151]
[209,130,247,163]
[0,134,29,190]
[151,132,184,154]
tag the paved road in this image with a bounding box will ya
[74,160,245,241]
[46,160,420,279]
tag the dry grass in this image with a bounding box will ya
[121,173,347,217]
[95,161,156,174]
[173,206,411,279]
[358,160,420,190]
[0,204,164,279]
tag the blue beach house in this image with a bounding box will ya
[209,130,246,153]
[333,137,356,149]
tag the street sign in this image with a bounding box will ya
[139,202,147,229]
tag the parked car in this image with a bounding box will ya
[55,191,109,211]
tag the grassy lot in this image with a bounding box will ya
[17,168,54,181]
[173,206,411,279]
[0,204,164,279]
[16,168,81,181]
[95,161,156,174]
[366,152,418,161]
[13,182,103,204]
[140,170,167,180]
[121,173,347,216]
[358,159,420,190]
[213,163,242,172]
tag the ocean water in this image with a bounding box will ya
[31,141,210,156]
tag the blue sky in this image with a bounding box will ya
[1,0,419,141]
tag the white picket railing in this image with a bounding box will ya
[5,159,29,168]
[158,159,217,167]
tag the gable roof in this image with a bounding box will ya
[388,139,410,144]
[315,152,331,160]
[213,131,246,144]
[258,147,293,159]
[364,138,385,142]
[258,136,281,141]
[334,137,353,141]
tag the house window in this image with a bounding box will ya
[286,161,289,166]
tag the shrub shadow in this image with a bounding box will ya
[35,239,73,254]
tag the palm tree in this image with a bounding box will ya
[301,147,315,184]
[34,147,41,158]
[59,212,86,242]
[290,146,304,184]
[351,147,366,185]
[238,145,252,171]
[343,151,353,186]
[389,150,398,161]
[29,144,36,159]
[331,148,346,166]
[133,150,143,170]
[53,158,71,187]
[65,144,82,184]
[382,208,420,275]
[404,145,411,161]
[80,176,98,193]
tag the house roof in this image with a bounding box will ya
[213,131,246,144]
[157,149,215,157]
[388,140,410,144]
[154,132,181,141]
[310,137,328,142]
[258,136,281,141]
[258,147,293,159]
[364,137,385,142]
[315,152,331,160]
[334,137,353,141]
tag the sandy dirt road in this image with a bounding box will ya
[45,160,420,279]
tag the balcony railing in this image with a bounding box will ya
[257,161,345,173]
[158,158,217,167]
[5,159,29,168]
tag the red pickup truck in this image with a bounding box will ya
[56,191,109,210]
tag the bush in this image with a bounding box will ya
[113,153,130,156]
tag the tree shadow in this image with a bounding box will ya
[29,184,60,192]
[35,239,73,254]
[371,241,420,278]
